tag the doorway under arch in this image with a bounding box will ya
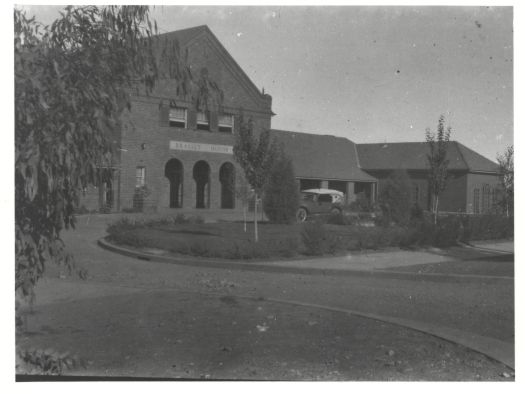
[165,159,184,208]
[219,162,235,209]
[193,160,210,209]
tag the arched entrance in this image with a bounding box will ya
[193,160,210,209]
[219,162,235,209]
[165,159,184,208]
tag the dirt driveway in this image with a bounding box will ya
[17,279,513,380]
[15,214,515,380]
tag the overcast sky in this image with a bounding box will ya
[20,5,513,161]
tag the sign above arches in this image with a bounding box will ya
[169,140,233,155]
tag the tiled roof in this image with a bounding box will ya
[270,129,376,182]
[356,142,499,173]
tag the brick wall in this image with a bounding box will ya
[466,172,501,214]
[117,32,273,213]
[369,169,469,213]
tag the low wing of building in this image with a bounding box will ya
[270,129,377,203]
[356,142,501,214]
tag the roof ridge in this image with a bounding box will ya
[270,128,354,141]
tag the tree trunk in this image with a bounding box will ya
[254,193,259,242]
[434,195,439,225]
[243,203,247,232]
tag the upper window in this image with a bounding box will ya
[196,111,210,131]
[169,107,187,128]
[136,166,146,187]
[219,114,234,133]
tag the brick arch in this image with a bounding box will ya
[165,158,184,208]
[193,160,211,209]
[219,162,235,209]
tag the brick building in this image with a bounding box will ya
[78,25,501,216]
[356,142,501,214]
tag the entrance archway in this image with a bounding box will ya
[219,162,235,209]
[193,160,210,209]
[165,159,184,208]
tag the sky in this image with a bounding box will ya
[19,5,513,161]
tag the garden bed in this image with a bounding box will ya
[106,216,409,260]
[105,212,514,261]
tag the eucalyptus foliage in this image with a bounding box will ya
[14,6,190,295]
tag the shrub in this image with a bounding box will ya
[276,237,300,257]
[189,241,210,257]
[132,185,151,212]
[325,212,359,226]
[301,221,327,255]
[377,170,413,226]
[173,213,188,224]
[457,214,513,242]
[106,217,140,236]
[17,348,84,375]
[171,213,205,225]
[300,221,343,255]
[262,154,300,224]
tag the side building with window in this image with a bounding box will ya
[356,141,502,214]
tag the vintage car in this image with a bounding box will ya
[296,188,345,222]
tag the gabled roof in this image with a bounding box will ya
[356,141,499,173]
[156,25,268,108]
[158,25,208,46]
[270,129,376,182]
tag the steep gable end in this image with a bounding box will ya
[156,25,270,112]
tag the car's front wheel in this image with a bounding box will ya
[296,207,308,222]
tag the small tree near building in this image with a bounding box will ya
[497,145,513,217]
[263,152,300,224]
[426,115,451,224]
[235,174,253,232]
[233,117,277,242]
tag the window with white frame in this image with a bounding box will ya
[169,107,187,128]
[196,111,210,131]
[136,166,145,187]
[218,114,234,133]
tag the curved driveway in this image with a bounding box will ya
[57,214,514,365]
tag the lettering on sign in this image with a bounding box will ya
[169,140,233,155]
